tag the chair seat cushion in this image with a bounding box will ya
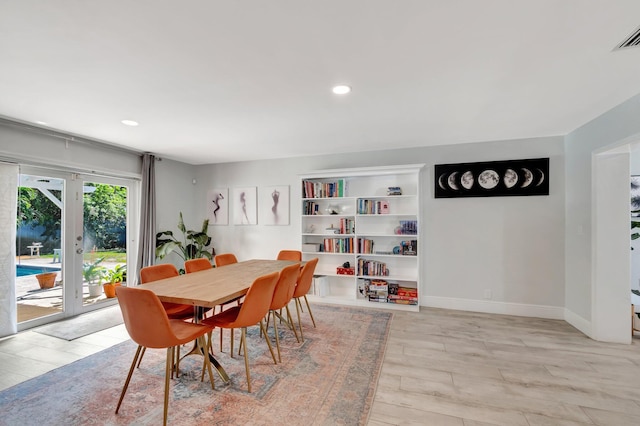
[202,306,241,328]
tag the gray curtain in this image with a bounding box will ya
[136,153,156,284]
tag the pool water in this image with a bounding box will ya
[16,265,60,277]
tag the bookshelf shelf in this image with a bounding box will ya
[300,164,423,312]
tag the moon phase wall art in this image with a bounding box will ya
[434,158,549,198]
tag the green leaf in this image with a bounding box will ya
[156,241,183,259]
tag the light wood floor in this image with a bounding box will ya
[370,308,640,426]
[2,306,640,425]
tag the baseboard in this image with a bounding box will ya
[563,308,592,337]
[421,296,565,319]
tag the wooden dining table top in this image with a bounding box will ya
[139,259,300,308]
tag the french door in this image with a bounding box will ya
[17,167,138,329]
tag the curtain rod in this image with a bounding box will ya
[0,116,145,157]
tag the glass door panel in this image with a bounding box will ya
[81,179,129,308]
[16,173,65,324]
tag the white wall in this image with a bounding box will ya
[0,124,140,178]
[154,158,199,269]
[193,136,566,318]
[565,93,640,340]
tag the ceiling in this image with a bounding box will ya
[2,1,640,165]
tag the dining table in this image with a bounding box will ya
[139,258,300,383]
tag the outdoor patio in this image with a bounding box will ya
[16,255,118,322]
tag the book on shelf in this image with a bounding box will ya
[397,287,418,297]
[398,220,418,235]
[387,294,418,302]
[387,298,418,305]
[322,237,354,253]
[357,237,375,254]
[303,179,346,198]
[357,258,389,276]
[400,240,417,255]
[357,199,390,214]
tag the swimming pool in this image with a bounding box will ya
[16,265,60,277]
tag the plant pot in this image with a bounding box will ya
[103,282,121,298]
[35,272,57,289]
[88,283,103,297]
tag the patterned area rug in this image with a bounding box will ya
[0,304,391,425]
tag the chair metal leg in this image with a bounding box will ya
[116,344,143,414]
[136,346,146,368]
[259,319,278,364]
[173,345,180,378]
[163,348,172,426]
[285,305,300,343]
[294,297,304,342]
[303,295,316,328]
[241,328,252,392]
[230,328,235,358]
[272,312,282,363]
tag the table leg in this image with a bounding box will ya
[181,306,231,384]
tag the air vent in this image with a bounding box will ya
[615,25,640,50]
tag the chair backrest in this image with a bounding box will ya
[116,286,177,348]
[277,250,302,261]
[270,263,301,310]
[233,271,280,327]
[184,258,213,273]
[140,263,179,283]
[214,253,238,267]
[293,258,318,298]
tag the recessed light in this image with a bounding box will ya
[35,121,47,125]
[121,119,139,126]
[332,85,351,95]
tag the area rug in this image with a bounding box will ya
[0,303,391,425]
[33,305,124,340]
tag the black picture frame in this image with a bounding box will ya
[434,158,549,198]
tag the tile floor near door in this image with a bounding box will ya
[1,307,640,425]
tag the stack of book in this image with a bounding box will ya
[323,237,354,253]
[303,201,320,215]
[303,179,345,198]
[399,220,418,235]
[358,279,389,303]
[357,258,389,276]
[357,199,390,214]
[357,238,375,254]
[388,283,418,305]
[339,217,354,234]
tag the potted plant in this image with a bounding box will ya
[156,212,213,272]
[103,264,126,298]
[83,257,106,297]
[35,270,57,289]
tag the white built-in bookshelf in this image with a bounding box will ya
[300,164,424,312]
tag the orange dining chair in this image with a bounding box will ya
[115,286,215,426]
[266,262,301,362]
[202,271,279,392]
[276,249,302,261]
[292,258,319,341]
[214,253,238,267]
[139,264,195,371]
[184,257,213,273]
